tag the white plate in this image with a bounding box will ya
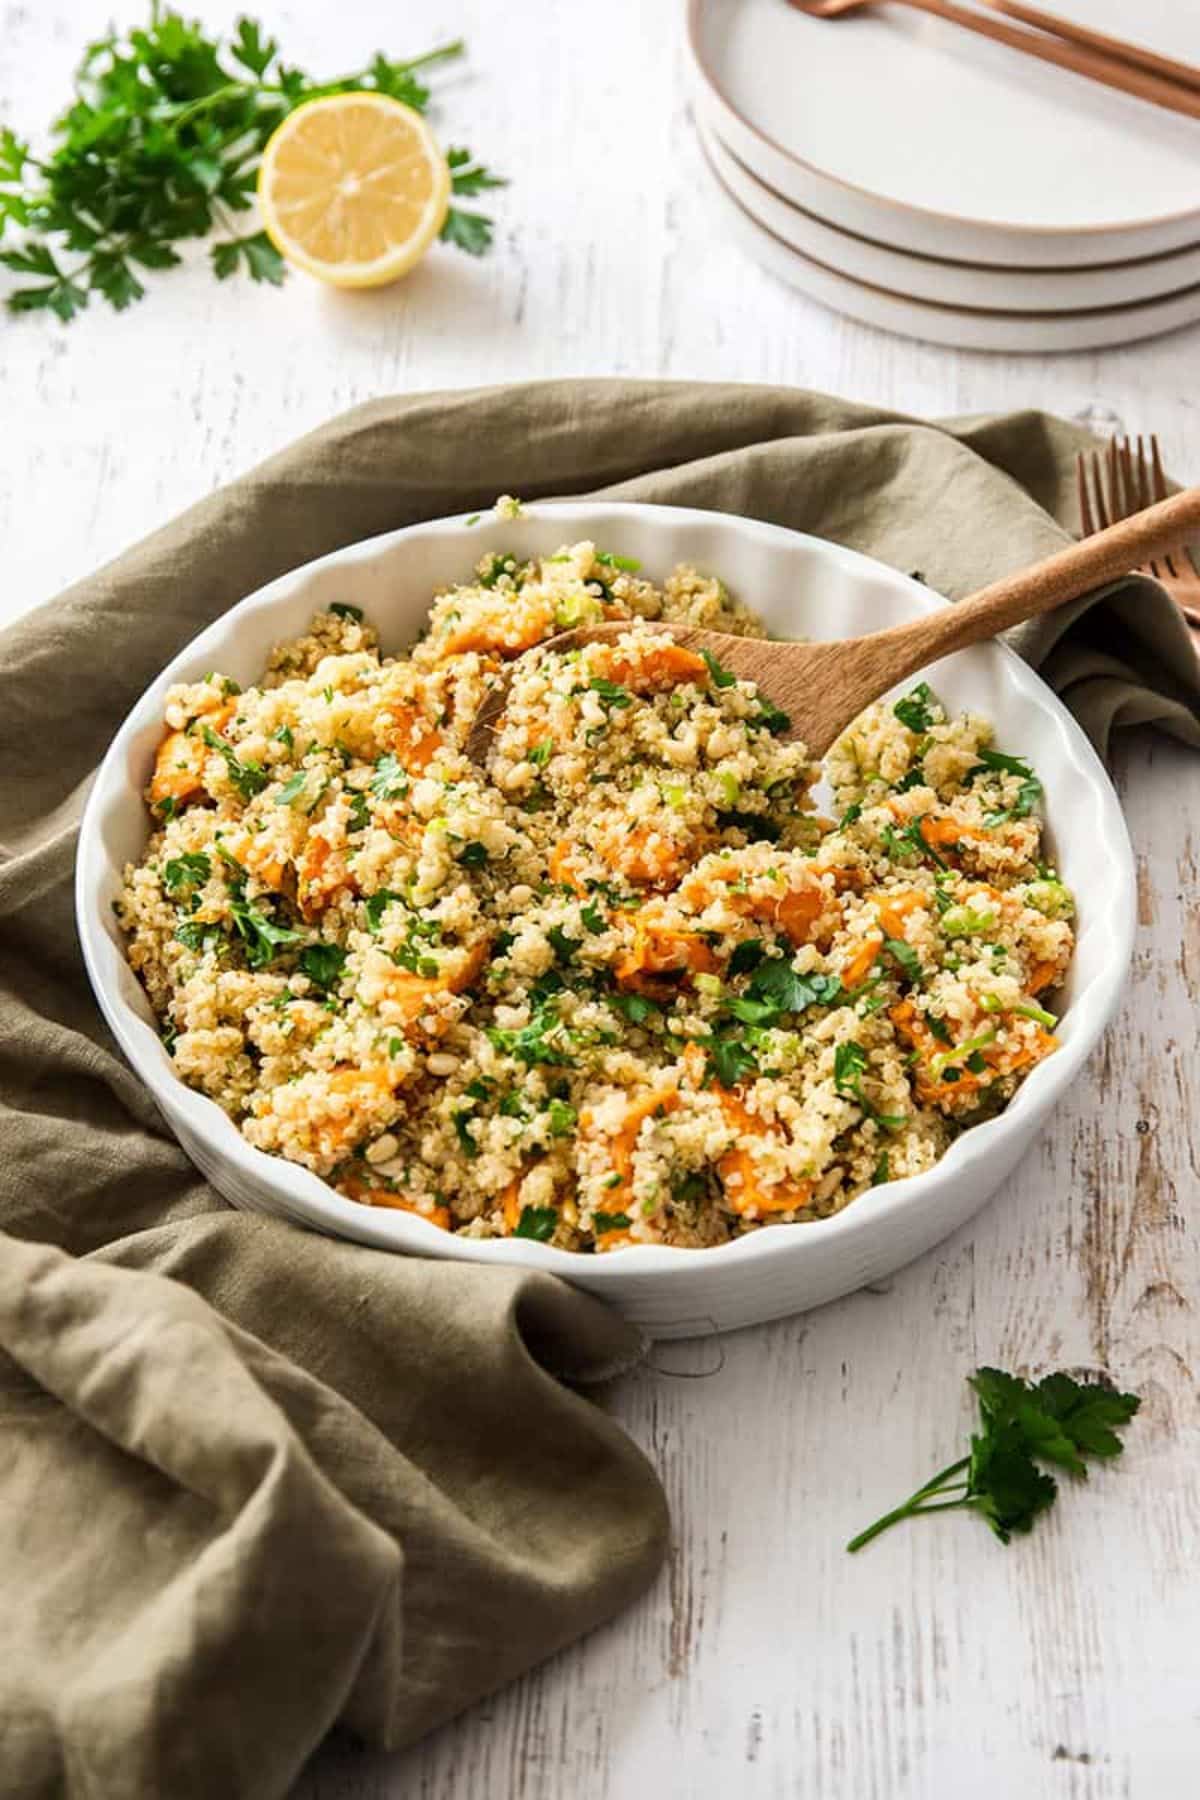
[77,503,1134,1338]
[697,132,1200,353]
[687,0,1200,267]
[700,111,1200,314]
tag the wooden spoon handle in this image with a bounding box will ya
[900,0,1200,120]
[859,484,1200,681]
[980,0,1200,96]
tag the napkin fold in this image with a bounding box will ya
[2,381,1196,1800]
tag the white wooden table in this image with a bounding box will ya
[3,4,1197,1796]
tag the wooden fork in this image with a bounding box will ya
[1078,437,1200,633]
[466,483,1200,765]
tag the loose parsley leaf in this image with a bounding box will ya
[893,682,936,733]
[3,21,503,321]
[847,1367,1140,1553]
[440,145,507,254]
[581,897,607,935]
[347,791,371,833]
[458,842,489,868]
[330,602,364,622]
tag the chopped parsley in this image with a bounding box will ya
[752,695,791,736]
[893,682,936,733]
[488,999,573,1068]
[593,1211,631,1235]
[330,603,363,622]
[716,809,781,843]
[369,754,409,800]
[700,647,737,688]
[580,897,607,934]
[174,919,222,955]
[588,677,632,709]
[609,992,659,1026]
[458,842,489,868]
[833,1040,869,1101]
[547,925,579,965]
[298,943,347,992]
[228,899,304,970]
[451,1108,479,1159]
[706,1036,759,1089]
[275,767,312,808]
[514,1205,558,1241]
[162,852,210,900]
[547,1097,577,1137]
[200,724,267,801]
[728,938,764,976]
[968,747,1043,824]
[884,937,923,983]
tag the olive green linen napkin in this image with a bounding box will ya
[1,381,1196,1800]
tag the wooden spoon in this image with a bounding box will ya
[787,0,1200,122]
[466,485,1200,765]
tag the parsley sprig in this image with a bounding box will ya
[847,1367,1140,1553]
[0,12,504,321]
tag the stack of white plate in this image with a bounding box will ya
[685,0,1200,352]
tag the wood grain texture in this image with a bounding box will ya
[1,3,1197,1796]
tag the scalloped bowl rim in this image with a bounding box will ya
[76,501,1134,1296]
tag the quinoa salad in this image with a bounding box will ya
[118,518,1075,1253]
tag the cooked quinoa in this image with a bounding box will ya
[118,524,1075,1253]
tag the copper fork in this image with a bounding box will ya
[788,1,1200,121]
[1078,437,1200,634]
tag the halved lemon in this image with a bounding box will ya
[258,93,451,289]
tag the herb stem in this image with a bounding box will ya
[846,1455,970,1553]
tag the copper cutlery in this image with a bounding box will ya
[788,0,1200,122]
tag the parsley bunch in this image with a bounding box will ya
[0,9,504,321]
[847,1367,1140,1553]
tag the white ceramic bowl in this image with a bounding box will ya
[77,503,1135,1338]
